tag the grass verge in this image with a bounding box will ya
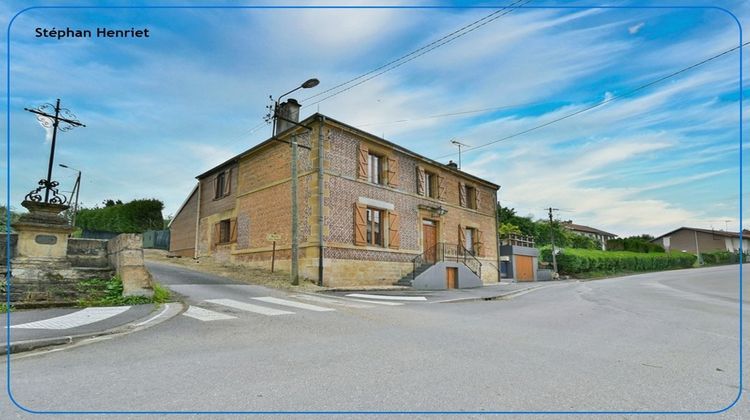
[77,276,171,307]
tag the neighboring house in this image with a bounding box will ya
[562,221,617,250]
[651,227,750,255]
[169,101,500,289]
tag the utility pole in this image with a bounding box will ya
[23,99,85,204]
[548,207,559,274]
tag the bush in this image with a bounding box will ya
[540,247,696,275]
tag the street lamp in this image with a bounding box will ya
[58,164,81,227]
[271,78,320,285]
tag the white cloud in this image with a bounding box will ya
[628,22,645,35]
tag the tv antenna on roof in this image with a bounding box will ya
[450,138,470,169]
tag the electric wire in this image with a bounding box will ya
[301,0,533,109]
[432,40,750,161]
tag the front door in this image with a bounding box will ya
[446,267,458,289]
[422,220,437,263]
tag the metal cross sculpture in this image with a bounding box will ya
[23,98,85,204]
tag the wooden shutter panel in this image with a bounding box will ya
[387,156,399,187]
[358,144,369,180]
[388,212,400,249]
[416,167,425,196]
[229,218,238,243]
[354,203,367,246]
[223,169,231,196]
[458,225,465,250]
[459,182,467,207]
[475,188,481,210]
[475,230,483,257]
[437,175,446,200]
[213,222,220,247]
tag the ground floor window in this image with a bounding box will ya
[367,208,384,246]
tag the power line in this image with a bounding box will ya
[433,40,750,161]
[301,0,532,109]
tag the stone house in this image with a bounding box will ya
[562,221,617,250]
[170,103,500,288]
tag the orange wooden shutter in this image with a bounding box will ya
[358,144,369,179]
[475,230,483,257]
[475,188,481,210]
[458,224,465,250]
[416,167,425,196]
[387,156,399,187]
[458,182,467,207]
[230,218,238,243]
[388,212,400,249]
[354,203,367,245]
[213,222,220,247]
[437,175,446,200]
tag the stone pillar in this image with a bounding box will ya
[12,200,75,263]
[107,234,154,297]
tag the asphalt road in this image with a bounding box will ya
[2,264,747,418]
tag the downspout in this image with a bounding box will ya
[317,116,326,286]
[193,181,202,259]
[495,189,501,282]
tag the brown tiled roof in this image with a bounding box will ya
[652,227,750,241]
[563,222,617,237]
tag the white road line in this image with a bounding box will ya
[346,293,427,301]
[252,296,335,312]
[11,307,131,330]
[291,294,374,309]
[205,298,294,316]
[182,306,237,322]
[134,303,172,327]
[346,298,403,306]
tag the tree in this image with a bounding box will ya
[76,199,164,233]
[496,204,536,237]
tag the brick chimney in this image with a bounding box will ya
[447,160,458,169]
[275,98,300,134]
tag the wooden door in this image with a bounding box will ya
[515,255,534,281]
[446,267,458,289]
[422,220,437,263]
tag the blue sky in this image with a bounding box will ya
[1,0,747,237]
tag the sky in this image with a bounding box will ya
[1,0,748,238]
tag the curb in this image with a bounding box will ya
[1,302,185,356]
[432,284,553,304]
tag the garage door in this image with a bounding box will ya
[515,255,534,282]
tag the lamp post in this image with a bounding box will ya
[58,164,81,227]
[271,78,319,285]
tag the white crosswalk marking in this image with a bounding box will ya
[251,296,335,312]
[183,306,237,322]
[205,298,294,316]
[11,307,131,330]
[346,293,426,301]
[291,294,374,309]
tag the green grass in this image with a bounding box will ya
[77,276,171,307]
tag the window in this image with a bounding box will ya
[366,207,384,246]
[464,227,474,254]
[460,184,477,209]
[218,219,231,244]
[368,153,383,184]
[424,171,436,198]
[215,173,225,199]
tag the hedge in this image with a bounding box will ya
[540,247,696,275]
[701,251,747,265]
[75,199,164,233]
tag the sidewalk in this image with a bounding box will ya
[322,281,569,303]
[0,302,183,355]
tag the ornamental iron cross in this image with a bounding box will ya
[23,98,85,204]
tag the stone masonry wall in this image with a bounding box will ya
[107,234,153,297]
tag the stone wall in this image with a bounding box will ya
[107,234,153,297]
[0,233,17,264]
[67,238,109,268]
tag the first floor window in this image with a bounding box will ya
[367,208,384,246]
[464,227,475,254]
[368,153,383,184]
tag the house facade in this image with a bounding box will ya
[562,221,617,250]
[651,227,750,255]
[169,107,500,288]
